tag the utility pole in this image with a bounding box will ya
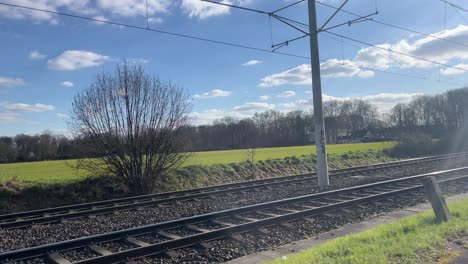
[308,0,329,189]
[203,0,371,190]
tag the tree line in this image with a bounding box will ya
[1,87,467,164]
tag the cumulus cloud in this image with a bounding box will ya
[0,0,97,24]
[48,50,110,71]
[97,0,171,17]
[440,64,468,75]
[0,0,169,24]
[29,51,47,60]
[0,77,25,88]
[323,93,422,112]
[259,95,271,101]
[354,25,468,70]
[194,89,232,99]
[277,91,296,98]
[61,81,74,87]
[280,99,310,109]
[234,102,275,112]
[259,25,468,87]
[190,109,250,125]
[243,60,262,66]
[259,61,372,87]
[190,109,226,124]
[180,0,255,19]
[278,93,422,113]
[4,103,55,112]
[0,0,257,23]
[181,0,231,19]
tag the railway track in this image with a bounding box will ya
[1,152,467,230]
[2,167,468,263]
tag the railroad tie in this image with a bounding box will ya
[47,253,72,264]
[126,237,151,247]
[89,244,113,256]
[157,230,181,240]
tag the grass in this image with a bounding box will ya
[267,199,468,264]
[0,142,393,185]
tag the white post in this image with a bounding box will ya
[308,0,329,189]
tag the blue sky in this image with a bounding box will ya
[1,0,468,136]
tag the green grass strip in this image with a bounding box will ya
[0,142,393,184]
[267,199,468,264]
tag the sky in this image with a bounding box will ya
[1,0,468,136]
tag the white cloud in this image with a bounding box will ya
[259,95,271,101]
[29,50,47,60]
[354,25,468,70]
[190,109,251,125]
[4,103,55,112]
[259,61,372,87]
[0,0,97,24]
[92,15,108,25]
[56,113,69,118]
[440,64,468,75]
[277,91,296,98]
[194,89,232,99]
[0,77,25,88]
[234,102,275,112]
[97,0,171,17]
[243,60,262,66]
[259,25,468,88]
[48,50,110,71]
[61,81,74,87]
[321,59,374,78]
[321,93,422,112]
[277,93,423,113]
[0,111,20,123]
[181,0,231,19]
[148,17,163,23]
[190,109,226,124]
[280,99,310,109]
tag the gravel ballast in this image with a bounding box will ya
[0,158,467,253]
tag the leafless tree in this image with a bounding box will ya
[70,64,192,194]
[244,147,257,180]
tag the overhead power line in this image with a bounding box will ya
[0,1,464,86]
[316,0,468,49]
[0,2,310,60]
[323,31,468,72]
[203,0,468,74]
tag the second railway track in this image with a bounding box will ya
[2,167,468,264]
[1,152,467,230]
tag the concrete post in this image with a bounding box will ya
[420,176,451,222]
[308,0,329,189]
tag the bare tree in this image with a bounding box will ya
[70,64,192,194]
[244,147,257,180]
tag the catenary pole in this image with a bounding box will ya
[308,0,329,189]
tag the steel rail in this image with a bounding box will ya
[0,152,466,229]
[2,167,468,263]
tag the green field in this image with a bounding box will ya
[0,142,393,184]
[268,198,468,264]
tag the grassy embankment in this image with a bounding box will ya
[0,142,393,184]
[268,199,468,264]
[0,142,394,213]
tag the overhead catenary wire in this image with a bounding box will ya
[0,1,464,86]
[444,0,468,24]
[316,0,468,49]
[0,2,311,60]
[320,33,464,85]
[323,30,468,73]
[203,0,468,74]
